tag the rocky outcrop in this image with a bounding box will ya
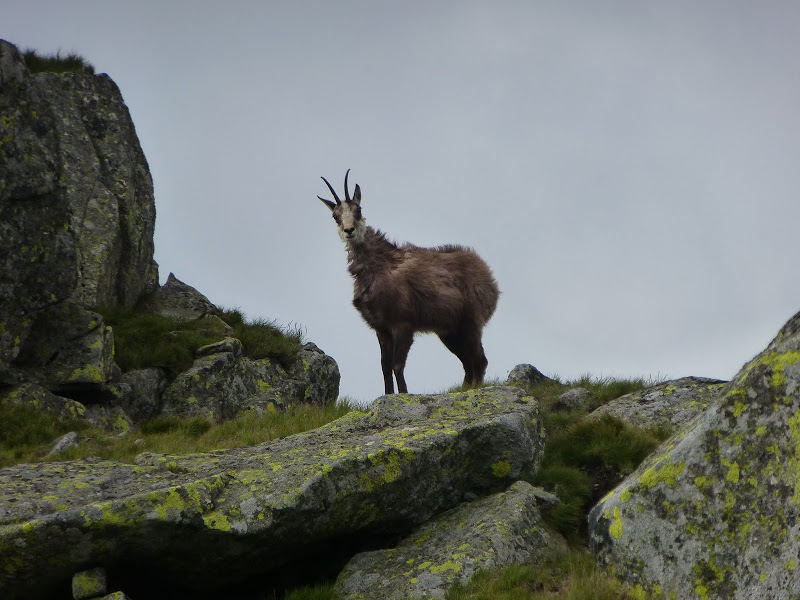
[0,386,542,599]
[160,341,339,422]
[0,39,158,387]
[588,376,727,431]
[335,480,565,599]
[0,37,338,424]
[589,311,800,599]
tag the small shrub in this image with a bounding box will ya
[22,49,95,74]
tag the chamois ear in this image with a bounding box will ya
[318,196,337,212]
[352,184,362,206]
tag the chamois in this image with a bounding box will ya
[318,170,500,394]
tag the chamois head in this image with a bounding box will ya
[318,169,366,245]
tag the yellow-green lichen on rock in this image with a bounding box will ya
[589,309,800,599]
[334,481,565,600]
[0,386,542,598]
[0,39,158,392]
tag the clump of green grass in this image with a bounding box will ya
[0,398,358,467]
[96,305,304,378]
[283,584,338,600]
[98,307,220,376]
[531,414,667,541]
[0,402,95,467]
[219,308,304,367]
[504,374,670,542]
[446,548,649,599]
[22,48,95,74]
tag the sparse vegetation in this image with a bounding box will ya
[96,305,304,378]
[22,48,95,74]
[0,402,93,467]
[520,375,670,542]
[446,548,646,600]
[0,398,358,468]
[1,370,662,598]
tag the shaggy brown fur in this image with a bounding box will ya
[319,170,499,394]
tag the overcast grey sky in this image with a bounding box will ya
[7,1,800,404]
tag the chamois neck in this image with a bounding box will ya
[346,226,401,279]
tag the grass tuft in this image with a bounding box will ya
[22,48,95,74]
[446,548,647,599]
[0,402,93,467]
[220,308,304,367]
[283,583,337,600]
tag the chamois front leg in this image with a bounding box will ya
[376,328,414,394]
[391,328,414,394]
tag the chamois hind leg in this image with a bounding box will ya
[439,324,488,388]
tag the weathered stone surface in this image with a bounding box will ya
[588,376,727,431]
[335,480,565,599]
[506,363,551,387]
[0,382,88,421]
[82,405,133,436]
[553,387,590,411]
[72,567,106,599]
[160,341,340,421]
[48,432,82,457]
[0,39,158,386]
[0,386,542,598]
[148,273,217,322]
[289,342,341,406]
[13,302,116,391]
[589,311,800,599]
[107,368,169,424]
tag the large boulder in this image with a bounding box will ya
[589,310,800,599]
[0,39,158,387]
[0,386,543,599]
[335,480,565,599]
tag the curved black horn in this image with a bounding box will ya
[343,169,352,203]
[320,176,341,205]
